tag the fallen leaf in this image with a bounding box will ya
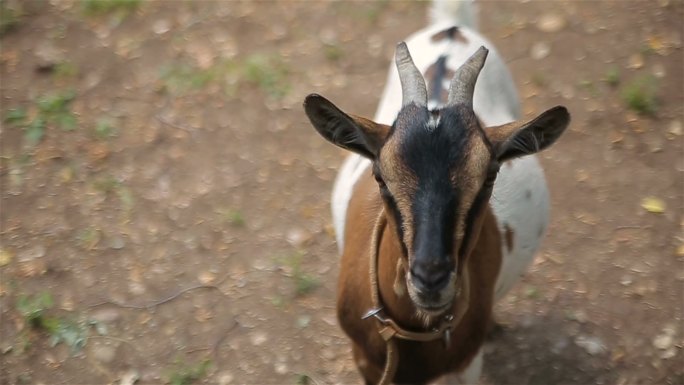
[641,197,666,214]
[627,53,644,69]
[120,370,140,385]
[0,249,13,267]
[676,244,684,257]
[198,271,216,285]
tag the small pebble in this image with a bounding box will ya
[119,370,139,385]
[296,315,311,329]
[17,245,46,262]
[668,120,682,136]
[530,42,551,60]
[575,335,606,356]
[286,228,312,248]
[274,362,288,375]
[90,309,121,323]
[250,331,268,346]
[91,343,117,364]
[218,372,234,385]
[537,14,567,33]
[109,236,126,250]
[153,20,171,35]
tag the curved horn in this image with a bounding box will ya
[395,42,427,107]
[447,46,489,106]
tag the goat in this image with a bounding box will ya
[304,1,570,383]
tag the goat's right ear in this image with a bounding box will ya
[304,94,390,159]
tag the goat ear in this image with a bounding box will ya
[304,94,390,159]
[484,106,570,162]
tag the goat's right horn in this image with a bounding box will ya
[447,46,489,106]
[395,42,427,108]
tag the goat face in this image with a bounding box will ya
[375,102,499,315]
[304,44,570,316]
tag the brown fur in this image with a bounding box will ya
[337,167,503,384]
[430,26,469,44]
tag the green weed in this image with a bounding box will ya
[37,90,77,130]
[167,359,211,385]
[77,226,101,249]
[324,44,344,62]
[159,54,290,99]
[17,292,55,330]
[295,374,314,385]
[16,292,94,353]
[604,67,620,87]
[0,0,21,36]
[579,79,599,97]
[4,108,26,125]
[5,91,76,146]
[92,175,134,211]
[279,252,318,297]
[81,0,140,16]
[243,54,290,99]
[54,61,78,80]
[622,75,658,115]
[524,286,540,299]
[94,118,117,139]
[530,73,547,88]
[217,207,245,227]
[159,63,217,94]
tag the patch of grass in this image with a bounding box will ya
[639,43,654,56]
[53,61,79,80]
[93,175,120,194]
[530,73,547,88]
[167,359,211,385]
[217,207,245,227]
[92,175,134,211]
[323,43,344,62]
[279,251,318,297]
[524,286,540,299]
[16,292,55,330]
[159,63,218,94]
[0,1,22,36]
[604,67,620,87]
[295,374,314,385]
[4,108,26,126]
[622,75,658,115]
[159,54,290,99]
[5,91,77,147]
[243,54,290,99]
[81,0,140,16]
[94,118,117,139]
[77,226,101,249]
[15,292,92,353]
[37,90,77,130]
[334,0,389,24]
[578,79,599,97]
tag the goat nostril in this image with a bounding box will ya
[410,264,451,292]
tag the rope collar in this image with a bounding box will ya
[364,208,471,384]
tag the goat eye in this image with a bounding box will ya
[374,175,387,188]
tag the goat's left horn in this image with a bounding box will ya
[447,46,489,106]
[395,42,427,108]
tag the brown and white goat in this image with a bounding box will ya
[304,3,570,383]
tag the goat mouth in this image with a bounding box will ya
[406,272,456,316]
[417,302,451,314]
[406,284,454,316]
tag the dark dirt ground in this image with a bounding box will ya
[0,1,682,384]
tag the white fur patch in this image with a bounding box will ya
[490,156,549,301]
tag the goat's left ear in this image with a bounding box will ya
[484,106,570,162]
[304,94,390,160]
